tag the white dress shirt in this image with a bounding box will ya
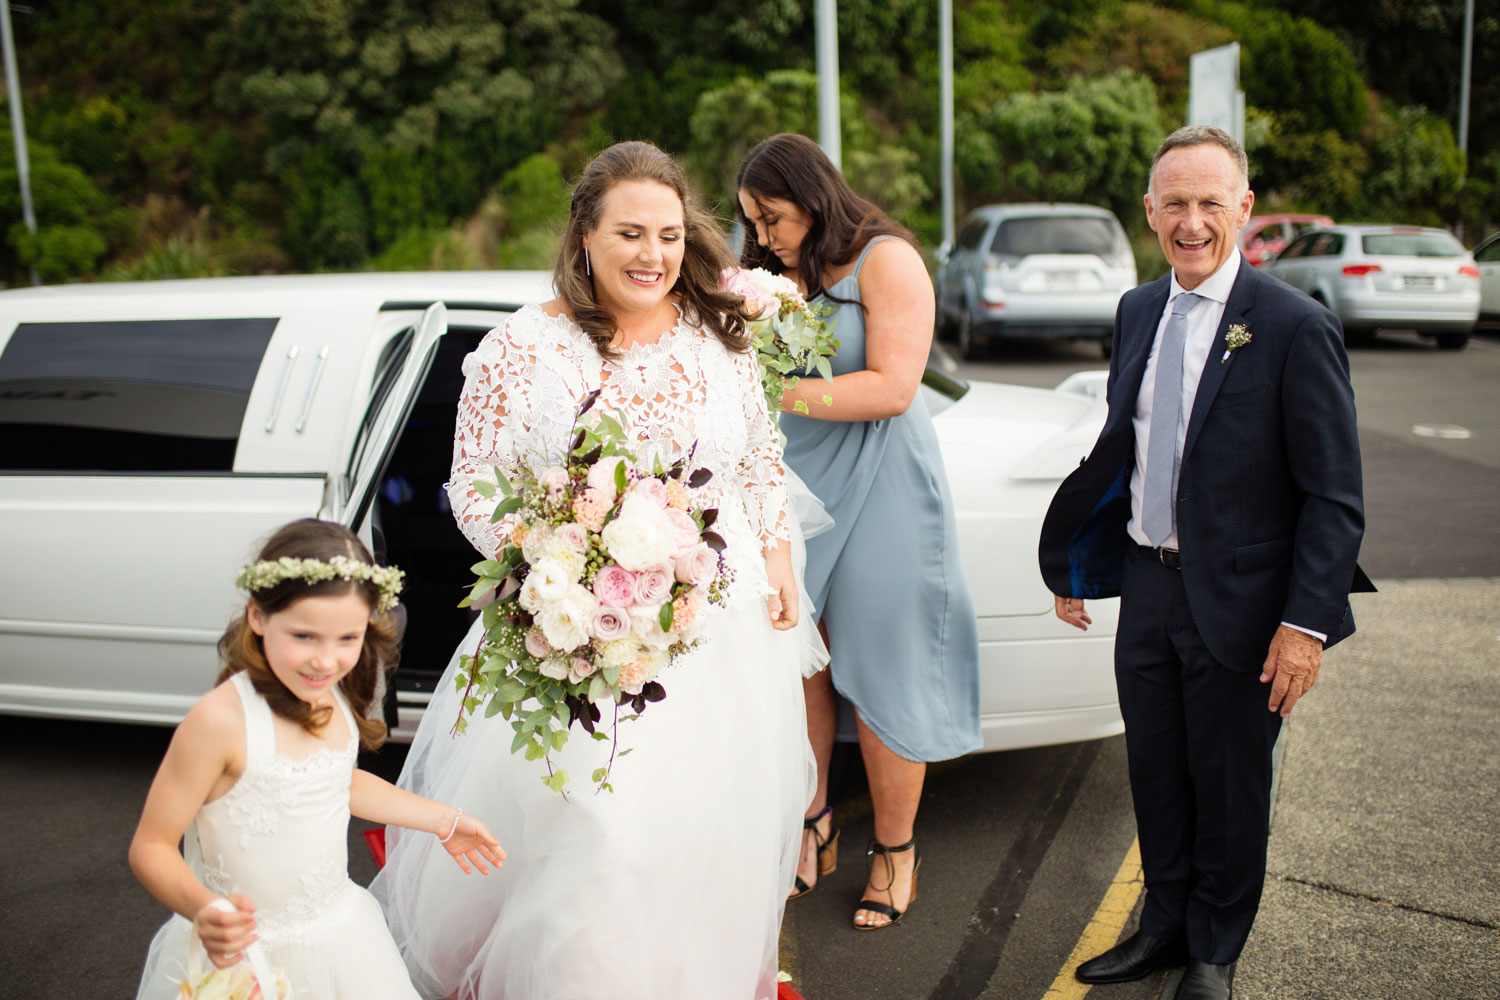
[1127,249,1241,551]
[1125,248,1326,644]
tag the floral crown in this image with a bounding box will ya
[236,555,405,614]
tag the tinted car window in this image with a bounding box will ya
[1470,237,1500,263]
[1362,233,1462,257]
[1307,233,1342,257]
[957,218,988,251]
[0,318,278,473]
[991,217,1123,258]
[1278,233,1316,259]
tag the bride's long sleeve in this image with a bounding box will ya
[447,322,530,559]
[731,349,791,548]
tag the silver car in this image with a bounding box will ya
[1263,224,1480,349]
[935,204,1136,359]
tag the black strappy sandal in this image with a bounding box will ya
[853,836,920,930]
[789,805,840,901]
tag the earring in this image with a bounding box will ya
[584,248,591,277]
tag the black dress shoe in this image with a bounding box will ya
[1175,960,1235,999]
[1074,930,1189,984]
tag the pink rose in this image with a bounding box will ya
[586,456,628,503]
[592,564,637,607]
[556,522,589,552]
[568,657,597,683]
[524,627,552,658]
[665,507,700,553]
[589,606,632,642]
[630,477,669,508]
[674,543,718,587]
[572,487,609,533]
[633,565,674,605]
[539,465,570,498]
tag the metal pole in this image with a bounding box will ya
[1458,0,1473,154]
[0,0,37,285]
[939,0,954,251]
[814,0,840,170]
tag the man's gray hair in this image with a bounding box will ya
[1146,125,1250,202]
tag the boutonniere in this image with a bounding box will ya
[1220,324,1251,364]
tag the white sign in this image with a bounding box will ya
[1188,42,1244,146]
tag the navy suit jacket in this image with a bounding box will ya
[1039,259,1374,672]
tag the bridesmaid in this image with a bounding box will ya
[734,133,981,931]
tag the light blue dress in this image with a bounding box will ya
[781,236,981,762]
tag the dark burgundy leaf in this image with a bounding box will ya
[581,444,602,465]
[687,468,713,488]
[577,388,601,416]
[642,681,666,703]
[700,508,718,529]
[702,531,726,552]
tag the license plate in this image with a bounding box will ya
[1403,275,1436,289]
[1045,271,1079,290]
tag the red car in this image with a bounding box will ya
[1239,213,1335,268]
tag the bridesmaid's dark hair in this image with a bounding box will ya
[734,132,917,303]
[217,519,398,750]
[554,140,753,359]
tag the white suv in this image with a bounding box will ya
[935,203,1136,359]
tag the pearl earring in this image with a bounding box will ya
[585,248,591,277]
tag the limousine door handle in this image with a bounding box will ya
[295,345,331,434]
[263,345,300,432]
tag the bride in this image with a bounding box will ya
[371,141,822,1000]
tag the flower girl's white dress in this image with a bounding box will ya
[136,672,420,999]
[371,304,822,1000]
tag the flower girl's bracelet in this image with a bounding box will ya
[439,809,464,843]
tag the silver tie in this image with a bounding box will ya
[1142,292,1199,546]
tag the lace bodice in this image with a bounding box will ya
[189,673,363,943]
[448,303,790,606]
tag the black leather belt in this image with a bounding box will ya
[1138,544,1181,570]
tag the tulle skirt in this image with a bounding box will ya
[371,592,822,1000]
[137,883,420,999]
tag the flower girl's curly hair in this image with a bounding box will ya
[217,519,400,750]
[554,140,754,359]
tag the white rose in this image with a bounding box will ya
[543,536,586,581]
[537,584,598,652]
[518,575,545,614]
[746,268,799,304]
[601,494,677,571]
[598,637,643,671]
[526,558,571,603]
[586,455,629,503]
[629,604,673,650]
[537,654,572,680]
[520,524,553,565]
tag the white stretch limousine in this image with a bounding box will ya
[0,273,1120,751]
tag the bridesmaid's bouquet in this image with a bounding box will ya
[722,266,838,418]
[455,390,731,794]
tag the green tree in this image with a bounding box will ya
[961,70,1166,228]
[1358,101,1465,224]
[0,132,113,283]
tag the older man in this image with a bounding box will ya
[1038,126,1372,1000]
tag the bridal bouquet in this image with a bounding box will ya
[722,266,838,418]
[455,391,730,794]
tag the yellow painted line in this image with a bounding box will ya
[1041,837,1144,999]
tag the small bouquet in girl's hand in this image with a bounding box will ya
[722,266,838,418]
[455,390,731,795]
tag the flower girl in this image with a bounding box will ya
[130,519,505,999]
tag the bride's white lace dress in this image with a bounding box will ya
[372,303,821,1000]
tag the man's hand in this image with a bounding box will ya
[1260,625,1324,717]
[1054,595,1091,631]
